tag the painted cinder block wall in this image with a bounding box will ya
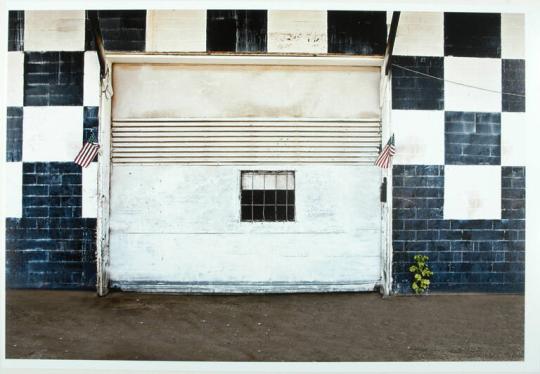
[4,9,525,292]
[391,12,526,293]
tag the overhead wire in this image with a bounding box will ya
[392,63,526,98]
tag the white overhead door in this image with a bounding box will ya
[108,61,383,293]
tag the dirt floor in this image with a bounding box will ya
[5,290,524,361]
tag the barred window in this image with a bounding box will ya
[241,171,295,222]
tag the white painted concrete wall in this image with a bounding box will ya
[111,64,381,120]
[108,164,382,286]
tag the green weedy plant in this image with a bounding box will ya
[409,254,433,294]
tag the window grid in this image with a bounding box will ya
[241,171,295,222]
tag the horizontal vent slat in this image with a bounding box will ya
[111,120,381,165]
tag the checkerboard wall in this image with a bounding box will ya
[392,12,526,292]
[4,10,526,292]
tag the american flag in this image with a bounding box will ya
[74,140,100,168]
[374,134,395,168]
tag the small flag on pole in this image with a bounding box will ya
[74,134,100,168]
[375,134,395,168]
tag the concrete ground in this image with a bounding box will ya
[6,290,523,361]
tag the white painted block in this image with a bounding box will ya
[501,112,526,166]
[24,11,85,51]
[7,52,24,107]
[444,165,501,220]
[267,11,327,53]
[146,10,206,52]
[393,12,444,57]
[82,162,98,218]
[4,162,22,218]
[23,107,83,162]
[84,52,100,106]
[444,57,501,112]
[501,13,525,59]
[392,110,444,165]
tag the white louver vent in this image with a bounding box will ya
[111,119,381,164]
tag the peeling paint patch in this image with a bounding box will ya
[268,11,327,54]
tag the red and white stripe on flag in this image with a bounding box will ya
[74,142,100,168]
[375,135,395,169]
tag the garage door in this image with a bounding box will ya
[108,62,383,293]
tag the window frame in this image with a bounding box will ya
[240,170,296,223]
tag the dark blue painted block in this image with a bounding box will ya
[403,220,427,230]
[416,230,439,240]
[502,166,525,178]
[22,162,82,220]
[430,241,451,251]
[393,230,416,241]
[403,241,428,252]
[438,230,463,240]
[96,10,146,51]
[511,178,525,189]
[445,111,501,165]
[207,10,267,52]
[438,252,454,262]
[327,11,387,55]
[502,189,526,200]
[427,220,451,230]
[8,10,24,51]
[444,13,501,58]
[450,220,494,230]
[503,272,525,283]
[416,208,443,219]
[492,262,525,272]
[6,216,97,289]
[387,163,506,292]
[83,106,99,141]
[24,52,84,106]
[502,59,525,112]
[392,56,444,110]
[393,208,416,220]
[85,11,97,51]
[6,107,23,162]
[83,106,100,163]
